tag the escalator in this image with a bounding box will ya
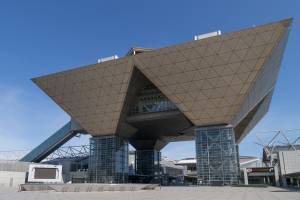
[20,120,82,162]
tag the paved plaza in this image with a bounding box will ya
[0,186,299,200]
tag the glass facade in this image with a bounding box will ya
[130,87,177,115]
[89,136,128,183]
[135,150,161,178]
[195,126,239,185]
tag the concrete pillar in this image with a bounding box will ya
[89,135,129,183]
[195,126,239,186]
[274,165,280,186]
[282,176,287,187]
[243,169,248,185]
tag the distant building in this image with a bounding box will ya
[160,157,186,185]
[176,156,260,185]
[128,151,186,185]
[263,145,300,187]
[238,145,300,188]
[240,156,260,168]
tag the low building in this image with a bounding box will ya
[160,157,186,185]
[278,150,300,187]
[240,156,260,168]
[263,145,300,187]
[176,156,260,185]
[176,158,197,185]
[239,145,300,188]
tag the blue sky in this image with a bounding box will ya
[0,1,299,160]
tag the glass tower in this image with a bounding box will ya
[135,150,161,181]
[195,126,239,185]
[89,136,128,183]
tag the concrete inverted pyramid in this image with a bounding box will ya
[33,18,292,142]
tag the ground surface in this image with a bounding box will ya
[0,186,299,200]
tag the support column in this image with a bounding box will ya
[282,175,287,187]
[89,135,128,183]
[243,168,248,185]
[274,165,280,186]
[195,126,239,186]
[135,149,161,182]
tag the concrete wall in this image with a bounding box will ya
[278,150,300,175]
[0,161,29,187]
[0,160,30,172]
[0,171,26,188]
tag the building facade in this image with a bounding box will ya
[22,19,292,185]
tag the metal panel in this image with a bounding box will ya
[232,27,291,141]
[134,19,291,128]
[32,19,291,141]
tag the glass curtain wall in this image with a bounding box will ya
[135,150,161,180]
[89,136,128,183]
[195,126,239,185]
[130,88,177,115]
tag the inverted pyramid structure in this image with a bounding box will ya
[33,18,291,142]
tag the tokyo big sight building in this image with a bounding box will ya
[22,18,292,185]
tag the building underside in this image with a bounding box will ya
[21,19,292,185]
